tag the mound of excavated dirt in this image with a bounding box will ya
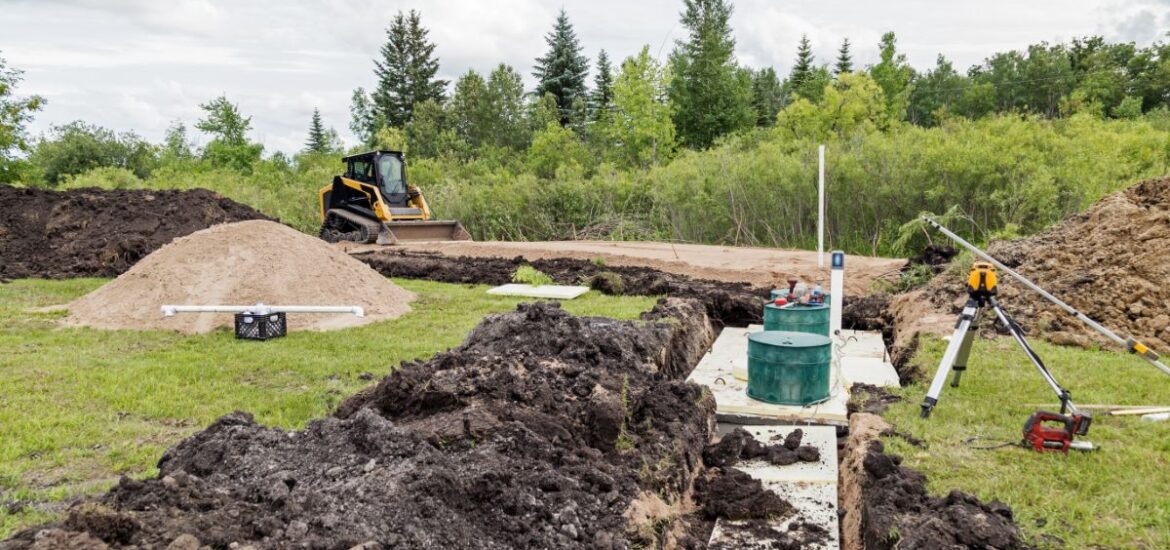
[839,413,1022,550]
[64,220,414,333]
[892,177,1170,358]
[3,300,825,549]
[0,185,270,279]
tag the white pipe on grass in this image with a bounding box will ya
[161,303,364,317]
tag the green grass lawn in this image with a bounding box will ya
[883,335,1170,549]
[0,278,656,537]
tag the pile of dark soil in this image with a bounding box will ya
[3,299,822,549]
[0,185,270,279]
[356,249,768,327]
[859,439,1021,549]
[839,413,1022,550]
[702,427,820,468]
[910,177,1170,352]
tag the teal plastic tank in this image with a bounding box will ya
[763,303,830,336]
[769,289,830,304]
[746,331,832,405]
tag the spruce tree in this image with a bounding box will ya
[667,0,755,148]
[834,38,853,75]
[372,10,447,130]
[790,35,815,91]
[305,108,329,153]
[751,67,783,126]
[533,9,589,125]
[591,49,615,121]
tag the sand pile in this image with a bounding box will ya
[0,185,270,279]
[892,177,1170,356]
[65,220,414,333]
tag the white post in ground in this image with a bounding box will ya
[817,144,826,268]
[830,251,844,336]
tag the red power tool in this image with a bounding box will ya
[1021,411,1093,453]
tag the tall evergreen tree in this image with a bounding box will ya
[305,108,330,153]
[533,9,590,125]
[834,38,853,75]
[790,35,815,89]
[668,0,755,148]
[751,67,783,126]
[591,49,615,121]
[372,10,447,130]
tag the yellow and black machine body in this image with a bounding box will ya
[317,150,471,244]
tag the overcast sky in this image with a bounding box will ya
[3,0,1169,154]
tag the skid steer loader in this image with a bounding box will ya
[317,150,471,245]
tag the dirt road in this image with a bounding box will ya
[346,240,905,294]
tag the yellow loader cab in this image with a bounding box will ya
[317,150,470,244]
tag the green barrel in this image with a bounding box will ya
[763,303,830,336]
[747,331,832,405]
[769,289,830,304]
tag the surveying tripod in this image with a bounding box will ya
[918,262,1092,441]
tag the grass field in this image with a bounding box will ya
[0,278,656,537]
[882,335,1170,549]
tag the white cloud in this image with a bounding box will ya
[2,0,1164,155]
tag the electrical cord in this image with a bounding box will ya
[963,436,1020,450]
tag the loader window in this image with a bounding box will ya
[348,160,374,183]
[377,155,406,197]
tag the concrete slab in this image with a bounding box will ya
[839,356,900,387]
[833,330,888,360]
[709,481,839,549]
[485,284,590,300]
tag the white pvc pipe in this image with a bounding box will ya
[830,250,844,335]
[161,303,364,318]
[818,144,826,268]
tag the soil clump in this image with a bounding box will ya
[64,220,414,333]
[4,299,813,549]
[0,185,269,279]
[702,428,821,468]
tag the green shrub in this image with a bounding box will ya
[512,265,555,286]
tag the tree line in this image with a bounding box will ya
[1,0,1169,255]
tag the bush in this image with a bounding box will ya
[512,265,555,286]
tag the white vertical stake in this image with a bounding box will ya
[818,144,826,268]
[830,251,844,336]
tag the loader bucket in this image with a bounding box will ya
[376,220,473,245]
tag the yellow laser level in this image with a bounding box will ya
[966,261,998,302]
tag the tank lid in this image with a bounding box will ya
[749,330,831,347]
[763,302,829,311]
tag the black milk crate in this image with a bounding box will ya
[234,311,287,340]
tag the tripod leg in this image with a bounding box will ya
[921,300,979,418]
[989,299,1075,412]
[950,308,979,387]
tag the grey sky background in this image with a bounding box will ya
[3,0,1169,154]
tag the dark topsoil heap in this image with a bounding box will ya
[917,177,1170,351]
[355,249,768,327]
[0,185,269,279]
[2,299,825,549]
[355,248,890,334]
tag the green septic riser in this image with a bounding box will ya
[746,330,832,405]
[769,289,831,304]
[763,302,830,336]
